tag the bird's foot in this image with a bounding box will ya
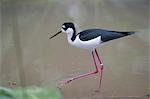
[94,89,100,93]
[59,78,74,88]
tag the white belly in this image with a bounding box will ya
[68,35,102,50]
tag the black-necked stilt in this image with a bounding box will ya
[49,22,135,90]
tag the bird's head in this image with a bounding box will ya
[61,22,75,34]
[49,22,76,39]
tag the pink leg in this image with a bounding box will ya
[95,49,104,89]
[60,51,99,87]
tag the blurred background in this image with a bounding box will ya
[0,0,149,98]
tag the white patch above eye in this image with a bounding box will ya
[62,25,65,28]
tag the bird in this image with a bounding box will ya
[49,22,135,90]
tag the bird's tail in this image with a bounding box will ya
[126,32,135,35]
[101,30,136,43]
[113,31,135,36]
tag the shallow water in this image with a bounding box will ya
[0,0,149,98]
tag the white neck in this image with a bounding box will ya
[62,28,75,44]
[67,32,74,44]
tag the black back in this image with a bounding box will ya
[78,29,134,42]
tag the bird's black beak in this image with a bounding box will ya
[49,31,62,39]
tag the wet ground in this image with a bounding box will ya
[0,0,149,99]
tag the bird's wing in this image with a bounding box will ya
[78,29,134,42]
[77,29,103,41]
